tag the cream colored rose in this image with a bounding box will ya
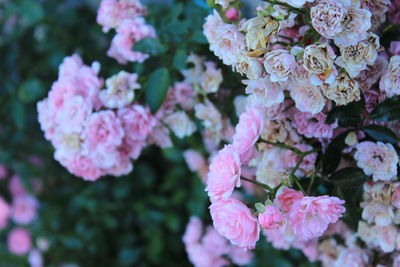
[261,119,301,145]
[323,72,360,106]
[254,147,289,188]
[335,33,380,78]
[264,49,296,82]
[100,71,140,109]
[289,83,326,114]
[234,55,263,80]
[164,111,196,138]
[200,61,222,93]
[303,43,337,85]
[240,15,279,52]
[380,55,400,97]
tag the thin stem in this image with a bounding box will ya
[307,172,316,194]
[241,177,272,191]
[263,141,303,154]
[273,41,290,46]
[263,0,307,15]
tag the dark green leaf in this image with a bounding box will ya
[11,100,26,128]
[19,0,44,25]
[18,79,44,102]
[133,38,167,56]
[172,49,188,70]
[326,95,365,127]
[364,124,399,144]
[327,167,369,188]
[145,68,170,112]
[322,130,350,175]
[369,95,400,121]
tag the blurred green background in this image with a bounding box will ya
[0,0,318,266]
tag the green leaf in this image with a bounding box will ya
[322,130,350,175]
[11,100,26,129]
[19,0,44,25]
[18,79,44,103]
[326,95,365,127]
[364,124,400,144]
[145,68,170,113]
[327,167,369,188]
[172,49,188,70]
[369,95,400,121]
[133,38,167,56]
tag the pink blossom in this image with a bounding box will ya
[228,246,254,266]
[288,196,345,240]
[107,18,156,64]
[0,165,7,179]
[96,0,147,32]
[284,144,317,175]
[9,175,27,196]
[202,227,229,256]
[392,187,400,209]
[8,227,32,255]
[258,205,284,230]
[173,82,195,110]
[183,217,203,245]
[390,41,400,56]
[275,188,304,213]
[289,83,326,115]
[62,155,104,181]
[118,104,155,142]
[11,194,38,225]
[292,111,337,139]
[225,8,239,21]
[186,244,228,267]
[210,199,259,249]
[183,150,207,173]
[0,197,10,229]
[205,145,241,201]
[84,110,124,151]
[232,106,264,156]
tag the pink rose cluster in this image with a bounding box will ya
[203,104,345,249]
[183,216,253,267]
[37,54,157,181]
[0,168,43,259]
[97,0,156,64]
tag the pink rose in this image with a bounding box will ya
[228,246,254,266]
[232,106,264,156]
[275,188,304,213]
[9,175,27,196]
[11,194,38,225]
[186,244,228,267]
[210,199,260,248]
[0,165,7,180]
[390,41,400,56]
[84,110,124,151]
[205,145,241,201]
[107,18,156,64]
[63,155,104,181]
[392,187,400,209]
[284,144,317,175]
[8,227,32,255]
[202,227,229,256]
[118,105,155,142]
[258,206,284,230]
[288,196,345,240]
[183,150,207,173]
[183,216,203,245]
[225,8,239,21]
